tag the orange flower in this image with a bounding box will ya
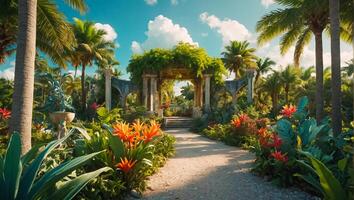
[231,114,249,128]
[231,118,241,128]
[112,122,132,143]
[142,120,160,143]
[257,128,268,137]
[271,150,288,163]
[280,105,296,118]
[0,108,11,119]
[132,119,145,133]
[116,157,137,173]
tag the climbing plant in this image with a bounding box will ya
[127,43,227,85]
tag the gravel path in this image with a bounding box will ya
[142,128,316,200]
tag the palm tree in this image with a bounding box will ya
[280,65,300,103]
[329,0,342,135]
[221,40,257,80]
[257,0,330,123]
[71,18,115,110]
[0,0,88,66]
[263,72,282,115]
[9,0,87,155]
[255,57,275,84]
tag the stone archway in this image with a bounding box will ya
[141,68,211,118]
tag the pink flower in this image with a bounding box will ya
[90,102,100,110]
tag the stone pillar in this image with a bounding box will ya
[203,74,211,112]
[247,69,255,104]
[142,75,148,108]
[192,80,203,118]
[105,69,112,111]
[150,75,157,112]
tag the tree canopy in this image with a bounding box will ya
[127,43,227,85]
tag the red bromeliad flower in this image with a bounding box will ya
[280,105,297,118]
[0,108,11,119]
[231,114,249,128]
[271,150,288,163]
[142,121,160,143]
[272,134,282,149]
[116,157,137,173]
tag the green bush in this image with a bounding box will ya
[0,130,111,200]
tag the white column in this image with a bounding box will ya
[247,69,255,104]
[105,69,112,111]
[150,75,157,112]
[142,75,148,108]
[204,74,211,112]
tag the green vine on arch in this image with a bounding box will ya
[127,43,227,85]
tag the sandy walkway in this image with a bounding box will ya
[142,129,316,200]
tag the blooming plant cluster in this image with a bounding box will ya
[113,120,160,149]
[0,108,11,134]
[280,105,296,118]
[230,113,258,136]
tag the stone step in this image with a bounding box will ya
[164,117,194,128]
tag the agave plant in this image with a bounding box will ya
[0,129,112,200]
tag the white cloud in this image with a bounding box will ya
[261,0,274,8]
[201,32,208,37]
[257,45,353,69]
[131,41,143,54]
[0,61,15,80]
[145,0,178,5]
[131,15,198,54]
[67,69,82,77]
[145,0,157,5]
[171,0,178,5]
[200,12,252,47]
[94,23,118,42]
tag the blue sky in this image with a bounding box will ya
[0,0,353,80]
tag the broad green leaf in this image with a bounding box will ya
[276,119,296,145]
[296,96,308,115]
[4,132,22,200]
[48,167,112,200]
[0,155,4,199]
[337,157,348,172]
[308,155,347,200]
[21,144,43,167]
[73,126,91,140]
[29,151,104,199]
[294,173,323,194]
[108,134,124,160]
[18,129,74,199]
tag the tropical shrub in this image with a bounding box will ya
[75,119,175,199]
[0,108,11,135]
[252,96,354,195]
[0,130,111,200]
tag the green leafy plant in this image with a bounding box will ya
[0,130,111,200]
[295,152,348,200]
[36,72,74,113]
[96,107,122,124]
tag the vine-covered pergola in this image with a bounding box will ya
[104,43,256,118]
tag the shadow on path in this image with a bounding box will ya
[142,129,315,200]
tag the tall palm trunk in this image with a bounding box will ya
[352,19,354,121]
[314,31,324,123]
[329,0,342,135]
[10,0,37,155]
[81,64,86,110]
